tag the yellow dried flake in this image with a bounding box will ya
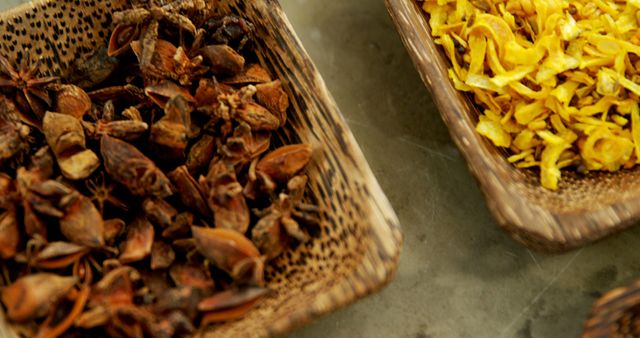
[422,0,640,190]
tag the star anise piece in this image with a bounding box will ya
[0,53,58,127]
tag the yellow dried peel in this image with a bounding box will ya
[422,0,640,189]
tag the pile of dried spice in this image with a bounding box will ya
[421,0,640,190]
[0,0,320,336]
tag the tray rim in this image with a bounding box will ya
[384,0,640,252]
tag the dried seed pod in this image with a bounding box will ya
[0,208,19,259]
[103,218,125,246]
[169,263,215,289]
[75,306,111,329]
[150,241,175,270]
[222,64,271,85]
[162,211,193,239]
[251,212,288,260]
[32,241,89,269]
[108,24,139,57]
[186,134,216,174]
[153,287,201,322]
[231,255,265,285]
[256,80,289,126]
[143,197,177,228]
[60,192,105,248]
[256,144,312,183]
[150,95,192,160]
[204,15,255,51]
[131,39,177,78]
[1,273,77,322]
[145,81,194,109]
[68,46,120,89]
[199,45,245,76]
[0,174,15,209]
[119,217,154,264]
[122,106,143,121]
[101,135,173,198]
[168,166,211,218]
[197,286,269,312]
[236,102,280,131]
[0,114,29,163]
[200,298,260,325]
[200,161,250,232]
[88,120,149,141]
[90,266,138,307]
[194,78,234,108]
[89,84,146,103]
[54,84,92,119]
[221,122,271,166]
[191,226,260,276]
[43,112,100,180]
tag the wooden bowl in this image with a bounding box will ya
[0,0,403,337]
[385,0,640,252]
[582,279,640,338]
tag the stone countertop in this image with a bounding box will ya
[3,0,639,337]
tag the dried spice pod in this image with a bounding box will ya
[256,144,312,183]
[68,46,120,89]
[89,84,147,103]
[1,273,77,322]
[191,226,262,281]
[236,101,280,131]
[0,208,19,259]
[0,113,30,163]
[200,297,260,325]
[197,286,269,312]
[119,217,155,264]
[194,78,234,109]
[221,122,271,167]
[87,120,149,141]
[60,191,105,248]
[162,211,194,239]
[223,64,271,85]
[32,241,89,269]
[204,15,255,51]
[150,95,192,160]
[255,80,289,126]
[108,24,139,57]
[200,160,250,233]
[103,218,125,245]
[90,266,139,307]
[199,45,245,76]
[186,134,217,174]
[43,112,100,180]
[101,135,173,198]
[150,241,175,270]
[53,84,92,119]
[168,166,211,218]
[143,197,178,228]
[169,263,215,289]
[145,81,194,109]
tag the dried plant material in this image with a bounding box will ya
[119,217,154,264]
[256,80,289,126]
[53,84,92,119]
[168,166,211,218]
[200,161,250,232]
[0,208,19,259]
[150,95,192,160]
[101,135,173,198]
[199,45,245,76]
[150,241,175,270]
[197,286,269,312]
[0,53,58,127]
[256,144,312,183]
[60,191,105,248]
[422,0,640,189]
[191,227,261,280]
[223,64,272,85]
[103,219,125,245]
[0,2,318,334]
[32,241,89,269]
[144,81,194,109]
[169,263,215,289]
[1,273,77,322]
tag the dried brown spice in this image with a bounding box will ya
[0,2,318,335]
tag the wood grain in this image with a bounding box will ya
[0,0,403,337]
[386,0,640,252]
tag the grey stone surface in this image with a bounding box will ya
[2,0,639,337]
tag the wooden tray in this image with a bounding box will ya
[0,0,403,337]
[385,0,640,252]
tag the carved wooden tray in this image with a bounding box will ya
[0,0,403,337]
[386,0,640,252]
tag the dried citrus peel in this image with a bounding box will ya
[423,0,640,190]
